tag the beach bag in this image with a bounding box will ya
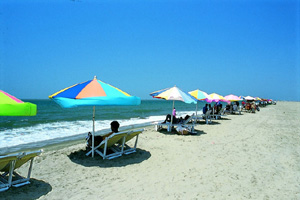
[176,125,189,135]
[86,133,103,147]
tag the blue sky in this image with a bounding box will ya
[1,0,299,101]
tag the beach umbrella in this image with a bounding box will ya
[150,86,196,129]
[244,96,255,101]
[189,89,210,101]
[49,76,141,157]
[188,89,210,116]
[207,93,228,103]
[224,94,242,101]
[0,90,37,116]
[205,93,230,115]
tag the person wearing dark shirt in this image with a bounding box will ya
[203,104,208,114]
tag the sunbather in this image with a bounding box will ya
[162,114,190,124]
[86,121,120,148]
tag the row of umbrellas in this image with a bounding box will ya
[1,76,266,157]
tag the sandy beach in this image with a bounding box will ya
[1,101,299,200]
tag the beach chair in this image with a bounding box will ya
[115,129,144,155]
[0,154,19,192]
[203,110,212,124]
[232,105,242,115]
[1,150,42,188]
[86,132,127,160]
[214,107,226,119]
[154,114,195,132]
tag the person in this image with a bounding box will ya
[162,114,172,123]
[202,104,208,114]
[251,102,256,113]
[217,103,223,113]
[208,104,212,112]
[86,121,120,148]
[213,103,218,114]
[172,107,176,118]
[233,102,238,111]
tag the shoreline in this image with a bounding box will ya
[1,101,299,199]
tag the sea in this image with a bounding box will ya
[0,99,208,154]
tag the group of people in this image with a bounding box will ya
[202,102,223,115]
[162,107,191,124]
[161,107,193,135]
[243,101,259,113]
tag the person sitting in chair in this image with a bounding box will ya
[203,104,208,114]
[86,121,120,149]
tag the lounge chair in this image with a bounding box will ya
[154,114,195,132]
[214,107,227,119]
[86,131,127,160]
[114,129,144,155]
[1,150,42,188]
[0,154,19,192]
[202,110,212,124]
[232,105,242,115]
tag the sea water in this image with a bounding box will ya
[0,99,209,154]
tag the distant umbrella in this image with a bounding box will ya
[189,89,210,116]
[224,94,242,101]
[244,96,255,101]
[150,86,196,129]
[207,93,228,103]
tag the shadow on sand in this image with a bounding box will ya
[156,128,207,136]
[0,179,52,200]
[196,121,221,125]
[68,148,151,168]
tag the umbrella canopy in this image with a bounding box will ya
[224,94,242,101]
[150,86,196,131]
[49,76,140,107]
[150,86,196,104]
[0,90,37,116]
[188,89,210,116]
[207,93,228,103]
[244,96,255,101]
[49,76,141,157]
[188,89,210,101]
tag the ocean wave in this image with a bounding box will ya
[0,110,197,154]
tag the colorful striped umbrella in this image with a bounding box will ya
[0,90,37,116]
[49,76,141,157]
[49,76,140,108]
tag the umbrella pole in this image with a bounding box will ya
[92,106,95,157]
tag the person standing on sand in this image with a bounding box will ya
[172,107,176,118]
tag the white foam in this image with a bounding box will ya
[0,111,197,149]
[0,114,167,149]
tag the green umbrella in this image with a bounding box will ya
[0,90,37,116]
